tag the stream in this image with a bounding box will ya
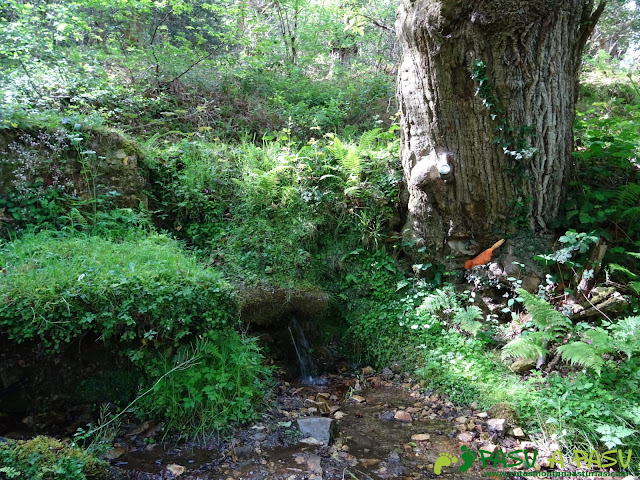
[102,371,491,480]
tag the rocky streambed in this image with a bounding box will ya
[95,368,535,480]
[3,367,629,480]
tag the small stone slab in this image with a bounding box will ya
[297,417,337,446]
[394,411,412,423]
[457,432,474,442]
[487,418,506,434]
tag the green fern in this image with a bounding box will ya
[615,182,640,209]
[612,316,640,359]
[453,306,484,336]
[556,341,605,375]
[516,289,572,337]
[418,288,458,316]
[501,289,571,363]
[501,335,548,362]
[340,148,362,182]
[616,183,640,224]
[358,128,382,152]
[68,207,89,228]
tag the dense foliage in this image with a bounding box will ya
[0,0,639,474]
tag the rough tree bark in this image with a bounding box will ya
[396,0,606,263]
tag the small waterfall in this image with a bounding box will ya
[288,317,318,383]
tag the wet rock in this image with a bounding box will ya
[306,454,323,474]
[368,376,382,387]
[381,367,394,380]
[481,443,499,453]
[362,366,375,376]
[238,287,329,325]
[379,411,395,421]
[127,420,151,436]
[297,417,337,446]
[394,411,412,423]
[510,358,535,374]
[167,464,186,476]
[104,447,126,460]
[300,437,324,445]
[233,445,255,460]
[487,418,506,435]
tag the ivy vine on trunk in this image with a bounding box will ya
[396,0,606,263]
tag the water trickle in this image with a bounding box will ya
[287,317,318,383]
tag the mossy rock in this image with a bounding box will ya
[238,285,329,325]
[487,402,521,426]
[0,125,147,209]
[1,435,109,479]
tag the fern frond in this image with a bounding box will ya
[340,148,362,182]
[620,206,640,220]
[327,137,348,162]
[418,288,457,316]
[583,328,614,353]
[612,316,640,359]
[516,289,572,331]
[453,306,484,336]
[609,263,638,279]
[501,335,548,361]
[557,341,604,376]
[69,207,88,227]
[616,182,640,209]
[358,128,382,152]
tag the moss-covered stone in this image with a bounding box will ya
[487,402,521,426]
[0,125,147,210]
[238,285,329,325]
[2,435,109,479]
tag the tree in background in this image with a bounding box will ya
[396,0,607,263]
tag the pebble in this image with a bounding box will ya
[394,410,412,423]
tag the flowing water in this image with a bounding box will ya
[287,317,318,383]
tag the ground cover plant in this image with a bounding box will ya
[1,0,640,475]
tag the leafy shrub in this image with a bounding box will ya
[0,436,108,480]
[138,331,273,439]
[0,232,235,358]
[147,126,401,285]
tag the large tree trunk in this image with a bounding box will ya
[396,0,605,262]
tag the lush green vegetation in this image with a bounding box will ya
[0,436,109,480]
[1,0,639,476]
